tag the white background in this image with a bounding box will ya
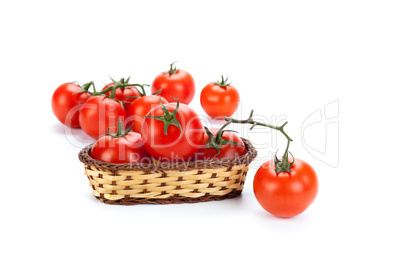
[1,1,401,267]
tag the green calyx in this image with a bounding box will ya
[204,126,244,156]
[74,80,119,97]
[143,97,182,136]
[106,119,133,138]
[102,84,125,108]
[125,84,151,99]
[105,77,133,97]
[214,75,231,87]
[225,110,294,173]
[163,61,179,75]
[274,151,294,173]
[73,81,96,95]
[103,78,150,107]
[111,76,131,89]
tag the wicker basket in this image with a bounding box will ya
[78,138,257,205]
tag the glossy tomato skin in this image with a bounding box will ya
[103,83,141,110]
[254,158,318,218]
[79,96,126,139]
[151,69,195,104]
[142,103,204,161]
[51,83,91,128]
[198,128,247,160]
[90,132,151,164]
[126,95,168,133]
[200,83,240,118]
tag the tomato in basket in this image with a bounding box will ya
[90,119,151,164]
[141,97,204,161]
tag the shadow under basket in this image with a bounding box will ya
[78,138,257,205]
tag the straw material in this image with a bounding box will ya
[79,138,257,205]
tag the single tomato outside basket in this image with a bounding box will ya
[151,62,195,104]
[200,76,240,119]
[224,110,319,218]
[254,158,318,218]
[51,82,91,128]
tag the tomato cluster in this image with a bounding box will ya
[51,62,319,218]
[51,63,246,162]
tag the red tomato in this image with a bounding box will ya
[141,100,204,161]
[79,96,126,139]
[90,129,150,164]
[200,76,240,118]
[253,158,319,218]
[103,82,141,110]
[198,128,246,160]
[51,83,91,128]
[151,62,195,104]
[126,95,168,133]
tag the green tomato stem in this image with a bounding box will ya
[142,97,182,137]
[225,110,294,173]
[163,61,179,75]
[107,119,133,138]
[214,75,231,87]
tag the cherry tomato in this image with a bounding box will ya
[198,128,246,160]
[151,62,195,104]
[253,158,318,218]
[51,83,91,128]
[90,121,150,164]
[200,76,240,118]
[79,96,126,139]
[126,95,168,133]
[141,100,204,161]
[103,82,140,110]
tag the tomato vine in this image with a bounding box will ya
[225,110,294,173]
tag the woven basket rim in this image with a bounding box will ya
[78,138,257,172]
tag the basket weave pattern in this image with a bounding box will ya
[79,138,257,205]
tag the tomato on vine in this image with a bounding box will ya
[200,76,240,118]
[51,82,92,128]
[79,83,126,139]
[151,62,195,104]
[225,110,319,218]
[90,119,150,164]
[198,127,246,160]
[254,158,318,218]
[126,85,168,133]
[141,97,204,161]
[103,77,141,110]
